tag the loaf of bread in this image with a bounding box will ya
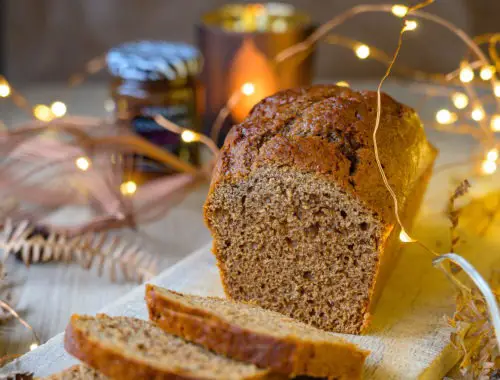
[146,284,368,379]
[64,314,283,380]
[41,365,106,379]
[204,85,437,334]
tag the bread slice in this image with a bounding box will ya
[41,364,107,379]
[64,314,283,380]
[146,284,368,379]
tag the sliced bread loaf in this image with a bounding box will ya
[146,284,368,379]
[204,85,437,334]
[64,314,283,380]
[41,365,107,379]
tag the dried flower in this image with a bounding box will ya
[448,275,500,378]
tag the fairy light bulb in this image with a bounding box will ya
[50,101,67,118]
[480,65,495,81]
[29,343,39,351]
[33,104,53,122]
[451,92,468,109]
[0,81,11,98]
[391,4,408,17]
[459,65,474,83]
[336,81,350,88]
[355,44,370,59]
[482,160,497,175]
[471,107,485,121]
[436,109,455,124]
[181,130,197,143]
[495,83,500,98]
[399,230,414,243]
[487,148,499,162]
[491,115,500,132]
[120,181,137,195]
[75,156,91,171]
[241,82,255,96]
[404,20,418,31]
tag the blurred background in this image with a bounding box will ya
[2,0,498,83]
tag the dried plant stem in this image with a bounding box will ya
[434,253,500,350]
[0,299,39,346]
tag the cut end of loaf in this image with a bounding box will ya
[206,167,383,334]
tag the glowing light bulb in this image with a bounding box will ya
[480,65,495,81]
[436,109,456,125]
[181,130,197,143]
[482,160,497,175]
[75,156,90,171]
[495,83,500,98]
[241,82,255,96]
[459,65,474,83]
[30,343,39,351]
[50,101,67,117]
[336,81,350,88]
[120,181,137,195]
[0,81,11,98]
[491,115,500,132]
[404,20,418,31]
[33,104,53,122]
[355,44,370,59]
[451,92,468,109]
[471,107,485,121]
[487,148,499,162]
[104,99,115,112]
[391,4,408,17]
[399,230,414,243]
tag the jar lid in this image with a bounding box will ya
[107,41,202,81]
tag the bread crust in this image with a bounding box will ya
[65,314,279,380]
[146,285,368,379]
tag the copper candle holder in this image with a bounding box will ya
[197,3,315,145]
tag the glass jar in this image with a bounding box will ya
[107,41,202,182]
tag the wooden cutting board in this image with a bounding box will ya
[3,212,500,379]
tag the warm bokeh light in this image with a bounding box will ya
[241,82,255,96]
[480,65,495,81]
[481,160,497,175]
[30,343,39,351]
[33,104,53,122]
[391,4,408,17]
[181,130,197,143]
[50,101,67,118]
[491,115,500,132]
[495,83,500,98]
[487,149,499,162]
[451,92,468,109]
[336,81,350,88]
[459,66,474,83]
[399,230,414,243]
[435,109,456,124]
[120,181,137,195]
[355,44,370,59]
[404,20,418,31]
[0,82,11,98]
[471,107,485,121]
[75,156,91,171]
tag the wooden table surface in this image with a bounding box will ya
[0,80,492,362]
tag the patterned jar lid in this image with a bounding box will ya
[107,41,202,81]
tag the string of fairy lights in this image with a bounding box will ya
[1,1,500,358]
